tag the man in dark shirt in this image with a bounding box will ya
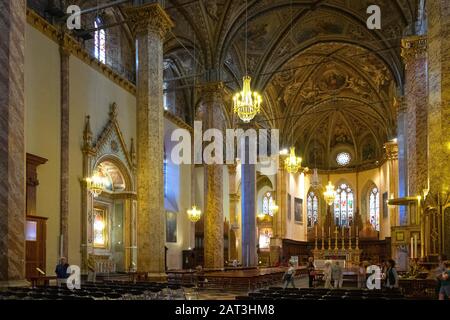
[55,257,69,287]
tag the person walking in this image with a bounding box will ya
[438,261,450,300]
[307,257,316,288]
[332,261,343,289]
[385,259,399,289]
[283,262,296,289]
[323,261,332,289]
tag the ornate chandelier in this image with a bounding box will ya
[311,168,321,189]
[284,147,302,174]
[233,76,262,122]
[269,202,279,215]
[323,181,336,206]
[86,170,106,198]
[187,205,202,223]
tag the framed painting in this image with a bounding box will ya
[294,197,303,224]
[166,211,177,243]
[287,194,292,221]
[396,231,404,242]
[383,192,388,218]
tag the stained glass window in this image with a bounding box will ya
[336,152,351,166]
[334,183,354,227]
[94,18,106,63]
[93,207,107,248]
[307,191,318,228]
[163,154,168,198]
[369,187,380,231]
[262,192,274,216]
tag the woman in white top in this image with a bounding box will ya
[323,261,332,289]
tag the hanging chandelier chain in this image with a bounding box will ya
[245,0,248,76]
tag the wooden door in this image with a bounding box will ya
[26,216,47,278]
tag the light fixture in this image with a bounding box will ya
[311,168,321,189]
[323,181,336,206]
[257,212,266,220]
[233,76,262,122]
[269,202,279,215]
[86,170,106,198]
[187,205,202,223]
[284,147,302,174]
[279,148,288,155]
[422,188,429,199]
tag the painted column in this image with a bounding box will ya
[59,36,70,259]
[228,164,238,261]
[199,82,225,270]
[126,3,173,277]
[271,155,286,265]
[241,125,257,267]
[0,0,26,285]
[395,97,408,225]
[426,0,450,256]
[401,36,428,196]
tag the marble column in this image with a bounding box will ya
[426,0,450,256]
[270,156,286,265]
[200,82,225,270]
[59,37,70,259]
[126,3,173,277]
[395,97,408,225]
[401,36,428,196]
[228,164,238,261]
[241,125,257,267]
[0,0,26,285]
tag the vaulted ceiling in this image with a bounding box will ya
[158,0,417,170]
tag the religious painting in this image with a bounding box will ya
[93,207,108,249]
[258,228,273,250]
[383,192,388,218]
[294,198,303,224]
[287,194,292,221]
[166,211,177,243]
[396,231,404,242]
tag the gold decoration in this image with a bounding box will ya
[284,147,302,173]
[86,170,106,198]
[233,76,262,122]
[187,206,202,223]
[323,181,336,206]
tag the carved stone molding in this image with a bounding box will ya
[384,141,399,160]
[199,81,225,103]
[126,3,174,38]
[401,35,427,68]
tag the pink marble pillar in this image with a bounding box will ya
[0,0,26,285]
[401,35,428,196]
[126,3,173,277]
[59,39,70,259]
[199,82,225,270]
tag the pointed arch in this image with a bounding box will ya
[333,181,355,227]
[361,180,380,231]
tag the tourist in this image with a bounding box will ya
[283,262,296,289]
[307,257,316,288]
[436,254,447,296]
[385,259,399,289]
[332,261,343,289]
[438,261,450,300]
[55,257,70,287]
[87,254,96,283]
[358,262,366,289]
[323,261,332,289]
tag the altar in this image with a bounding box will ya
[312,226,362,268]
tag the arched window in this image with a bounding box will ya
[369,187,380,231]
[94,17,106,63]
[262,192,274,216]
[307,191,318,228]
[333,183,354,227]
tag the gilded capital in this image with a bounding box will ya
[401,35,427,68]
[227,163,237,175]
[384,141,398,160]
[126,3,174,38]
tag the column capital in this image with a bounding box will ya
[401,35,427,67]
[384,141,399,160]
[126,3,174,38]
[199,81,225,103]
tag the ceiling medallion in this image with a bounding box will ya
[233,75,262,122]
[284,147,302,174]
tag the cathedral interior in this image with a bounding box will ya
[0,0,449,301]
